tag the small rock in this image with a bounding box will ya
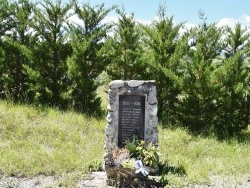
[107,104,116,112]
[109,80,124,89]
[105,124,115,136]
[106,113,114,124]
[149,105,158,116]
[149,117,158,127]
[128,80,145,87]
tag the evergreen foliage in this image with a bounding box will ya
[142,4,185,124]
[214,52,250,136]
[106,7,145,80]
[176,17,225,133]
[66,1,115,115]
[25,0,72,107]
[0,0,34,100]
[212,23,250,136]
[0,0,249,135]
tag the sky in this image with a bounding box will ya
[60,0,250,27]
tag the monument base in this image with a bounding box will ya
[105,165,161,187]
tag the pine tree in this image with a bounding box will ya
[225,23,249,57]
[143,4,185,124]
[0,0,12,36]
[26,0,72,107]
[0,0,34,100]
[176,12,225,132]
[106,7,145,80]
[66,2,114,115]
[212,23,250,136]
[0,0,10,98]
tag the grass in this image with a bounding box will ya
[159,127,250,186]
[0,99,249,187]
[0,100,105,185]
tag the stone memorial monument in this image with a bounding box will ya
[104,80,158,169]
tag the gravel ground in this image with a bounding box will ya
[185,174,250,188]
[0,173,250,188]
[0,175,60,188]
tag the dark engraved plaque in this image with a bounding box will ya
[118,95,145,147]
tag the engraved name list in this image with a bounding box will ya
[118,95,145,147]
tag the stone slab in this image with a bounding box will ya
[78,172,113,188]
[104,80,158,166]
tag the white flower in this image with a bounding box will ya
[135,160,149,176]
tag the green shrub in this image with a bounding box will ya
[125,139,159,168]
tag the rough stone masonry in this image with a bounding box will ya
[104,80,158,165]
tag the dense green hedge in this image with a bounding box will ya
[0,0,249,136]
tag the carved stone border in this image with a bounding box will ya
[104,80,158,165]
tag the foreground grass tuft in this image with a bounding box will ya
[159,126,250,186]
[0,100,105,178]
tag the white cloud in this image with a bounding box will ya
[217,18,238,28]
[136,18,152,25]
[242,15,250,25]
[101,15,119,25]
[67,14,119,27]
[184,22,197,29]
[67,11,250,36]
[217,15,250,28]
[67,11,84,26]
[102,15,152,25]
